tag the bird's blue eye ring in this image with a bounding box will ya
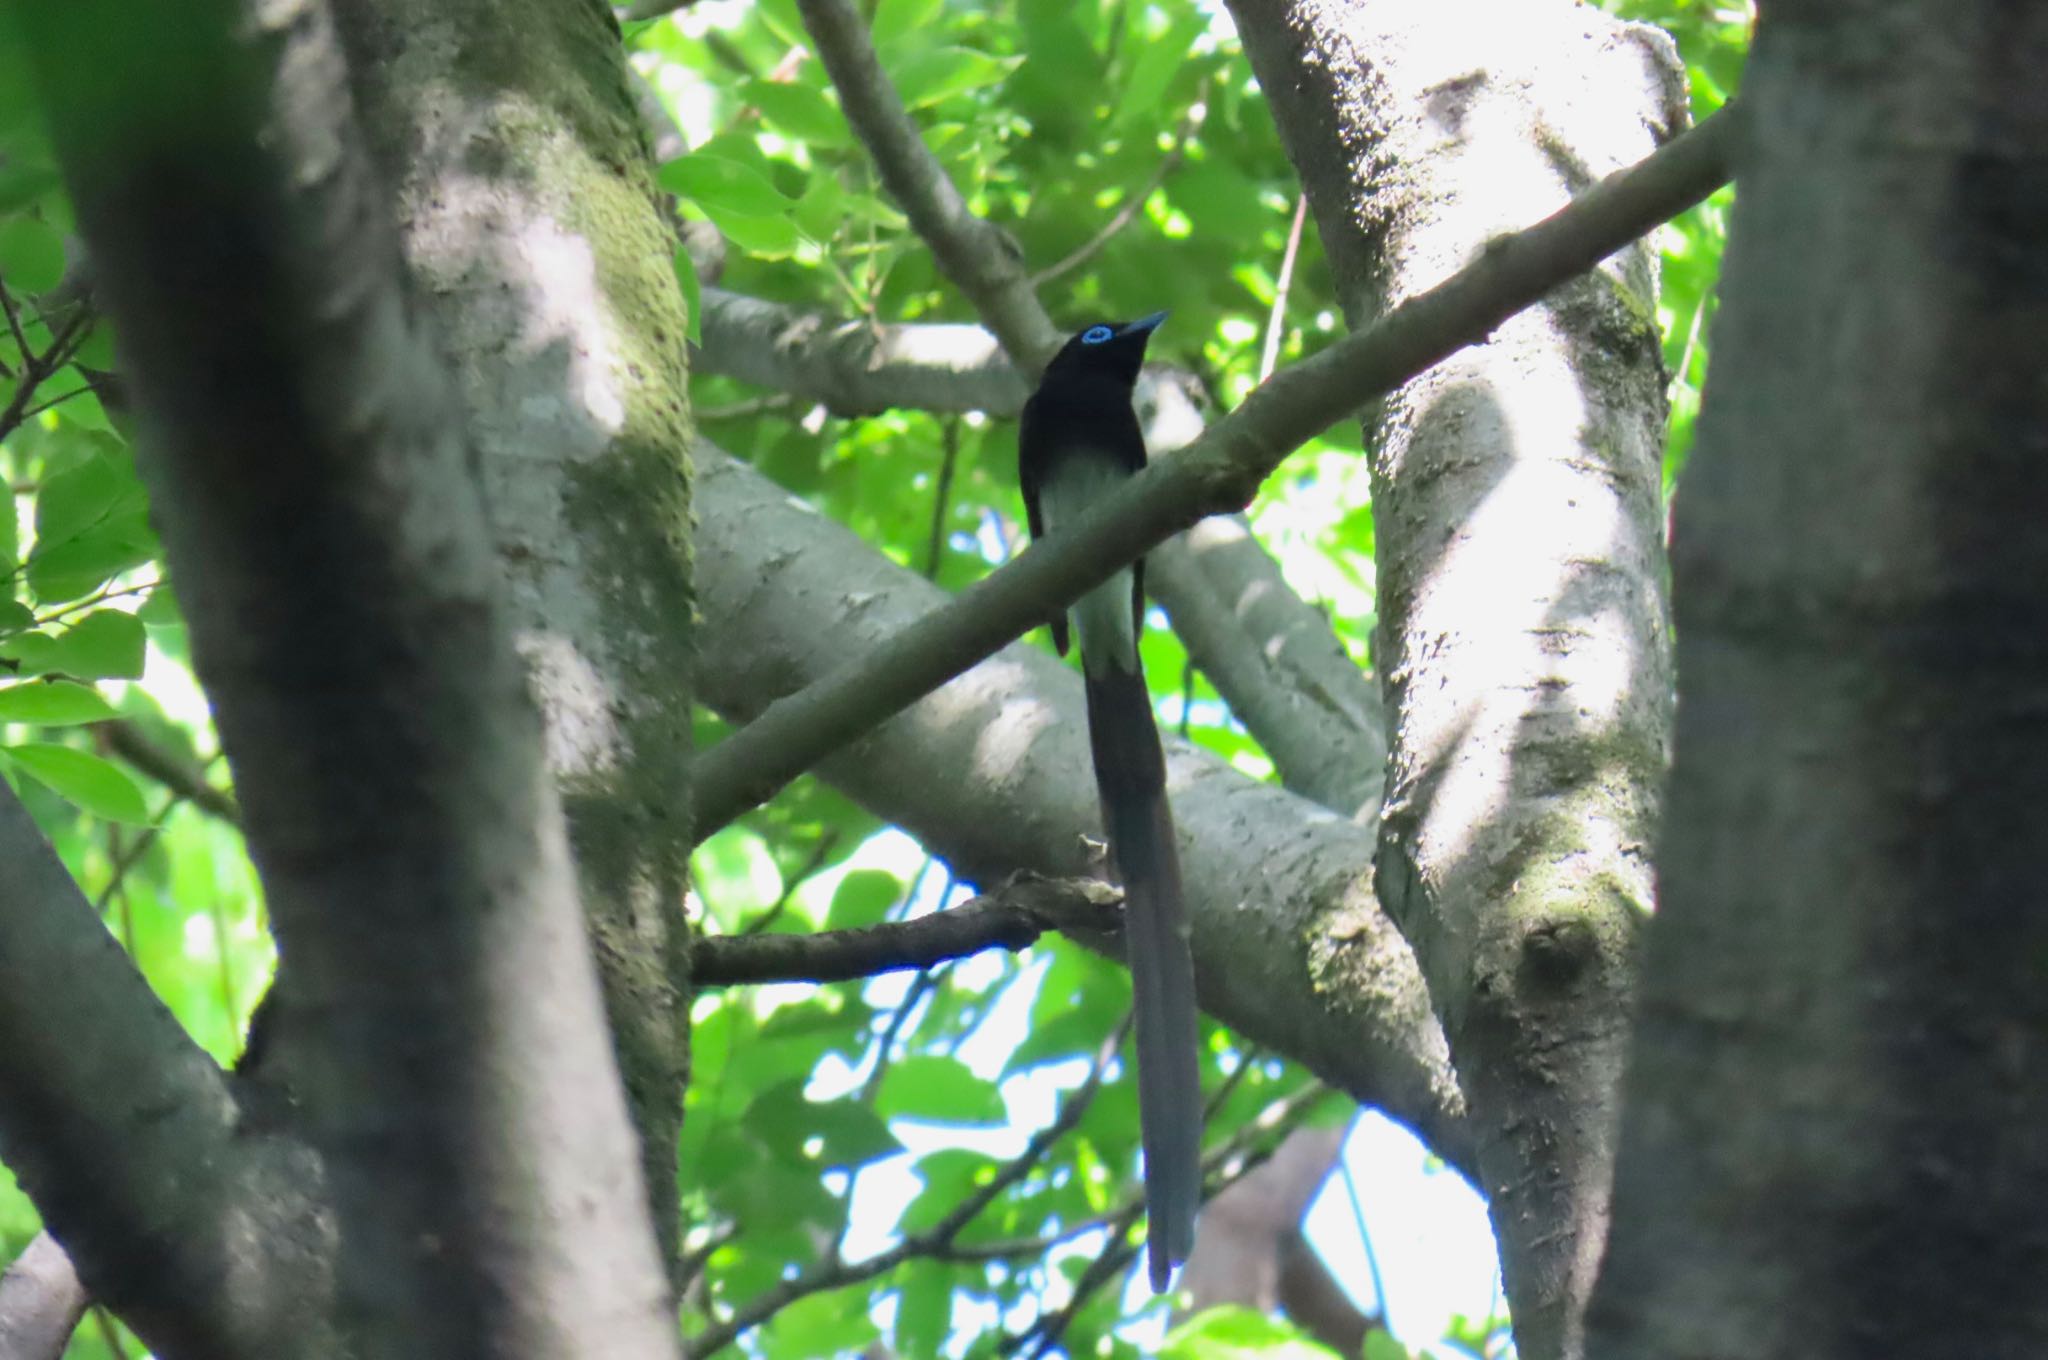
[1080,324,1114,345]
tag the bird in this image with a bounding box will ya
[1019,312,1201,1292]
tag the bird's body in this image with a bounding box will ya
[1019,315,1201,1292]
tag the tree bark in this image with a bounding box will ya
[1588,5,2048,1356]
[19,0,680,1355]
[329,0,699,1276]
[1229,2,1683,1355]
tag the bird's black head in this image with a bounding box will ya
[1041,311,1167,388]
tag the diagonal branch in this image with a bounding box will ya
[0,782,289,1357]
[794,0,1061,368]
[691,104,1739,836]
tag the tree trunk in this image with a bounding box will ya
[1587,5,2048,1355]
[1228,2,1684,1355]
[331,0,700,1277]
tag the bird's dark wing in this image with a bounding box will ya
[1017,396,1070,656]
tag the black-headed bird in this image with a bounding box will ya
[1019,313,1201,1292]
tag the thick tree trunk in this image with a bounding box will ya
[331,0,700,1275]
[1587,6,2048,1356]
[1227,2,1684,1355]
[16,0,688,1355]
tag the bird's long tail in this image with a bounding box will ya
[1083,663,1202,1292]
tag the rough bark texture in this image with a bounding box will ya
[0,789,326,1360]
[693,445,1475,1174]
[1230,2,1683,1356]
[331,0,699,1274]
[22,0,680,1355]
[1587,6,2048,1356]
[0,1232,87,1360]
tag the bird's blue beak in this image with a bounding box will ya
[1120,311,1169,337]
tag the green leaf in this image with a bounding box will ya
[875,1054,1004,1125]
[759,1289,879,1360]
[2,743,149,823]
[0,610,147,679]
[136,585,181,627]
[752,0,807,50]
[0,680,116,725]
[0,215,64,293]
[1160,1306,1344,1360]
[742,79,851,148]
[72,321,117,372]
[657,154,797,219]
[692,825,785,928]
[825,868,900,930]
[1113,12,1205,127]
[892,1259,954,1359]
[26,509,155,603]
[806,1096,903,1168]
[1004,1005,1108,1074]
[897,1147,1000,1233]
[887,46,1019,109]
[1364,1329,1412,1360]
[0,601,32,636]
[0,165,59,217]
[701,207,801,259]
[48,381,112,435]
[672,246,703,347]
[872,0,945,47]
[34,451,143,549]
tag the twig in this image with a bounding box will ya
[794,0,1061,367]
[1029,87,1210,288]
[1260,193,1309,383]
[101,720,241,825]
[1339,1155,1390,1321]
[92,1305,131,1359]
[1002,1077,1338,1358]
[0,281,32,358]
[694,874,1121,987]
[923,417,959,579]
[737,828,842,935]
[681,1019,1129,1359]
[0,306,90,442]
[695,393,796,422]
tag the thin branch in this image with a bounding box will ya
[736,828,841,936]
[690,105,1740,837]
[1029,87,1209,288]
[0,781,251,1354]
[1259,194,1309,383]
[794,0,1061,368]
[694,285,1024,416]
[694,874,1121,987]
[1339,1156,1390,1323]
[922,417,959,579]
[1002,1078,1338,1358]
[694,392,796,422]
[101,720,241,825]
[0,281,33,358]
[682,1020,1130,1359]
[0,306,89,443]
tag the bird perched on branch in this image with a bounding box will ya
[1019,313,1201,1292]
